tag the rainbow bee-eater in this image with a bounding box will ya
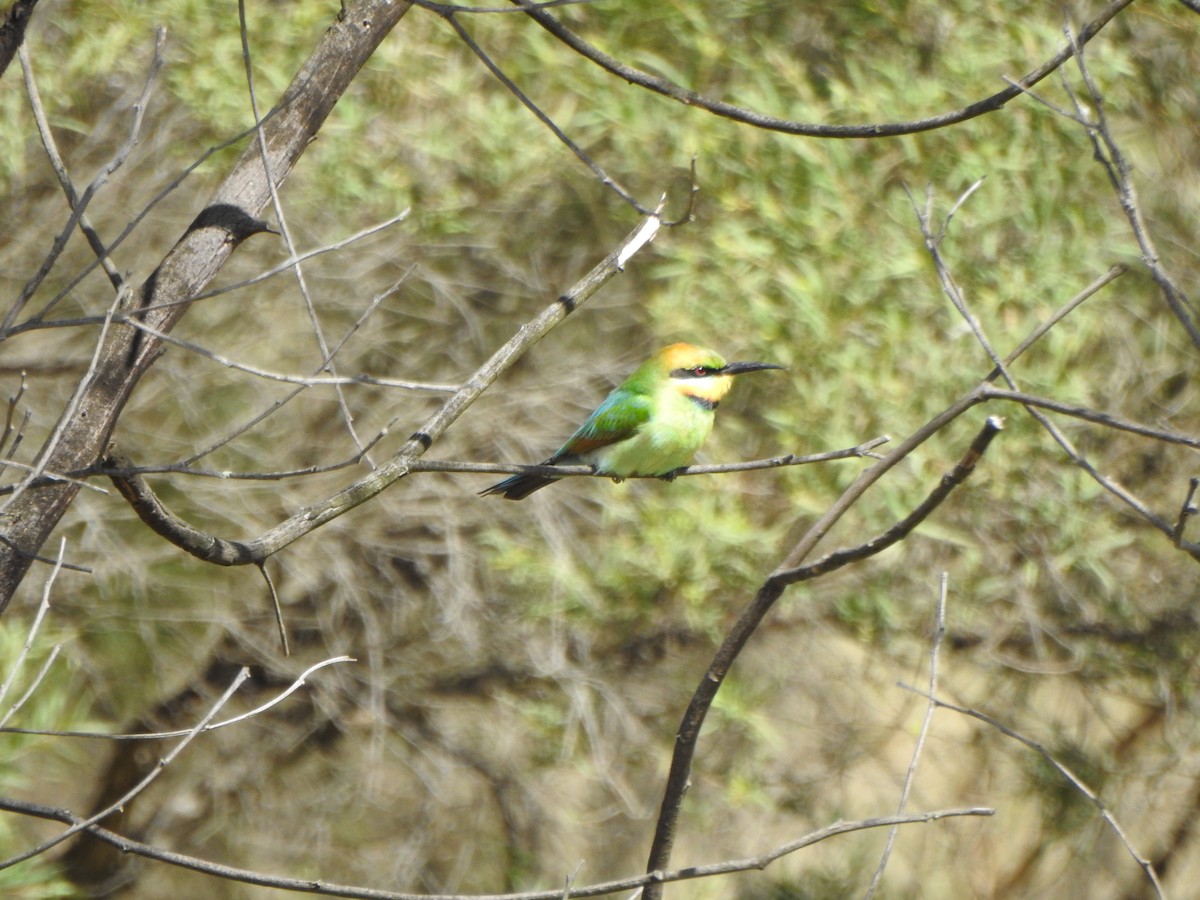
[481,342,784,500]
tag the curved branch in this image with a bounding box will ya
[516,0,1134,138]
[107,215,663,568]
[642,417,1005,896]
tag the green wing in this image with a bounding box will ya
[552,388,651,461]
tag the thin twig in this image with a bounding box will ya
[1061,18,1200,351]
[103,441,887,564]
[985,264,1126,381]
[415,436,890,479]
[0,286,129,518]
[864,573,949,898]
[124,318,456,392]
[515,0,1133,138]
[3,30,165,330]
[0,797,991,898]
[1173,477,1199,548]
[643,419,1004,898]
[918,694,1165,899]
[12,113,283,332]
[186,211,412,305]
[979,387,1200,449]
[238,1,370,462]
[438,7,651,214]
[0,667,251,870]
[107,214,663,567]
[257,562,289,655]
[0,371,29,463]
[0,538,64,721]
[0,656,354,740]
[179,272,421,466]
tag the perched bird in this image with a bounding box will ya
[481,342,784,500]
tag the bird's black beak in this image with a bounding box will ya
[721,361,786,376]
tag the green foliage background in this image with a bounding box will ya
[2,0,1199,897]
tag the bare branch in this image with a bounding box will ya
[865,573,949,897]
[437,6,653,214]
[516,0,1134,138]
[979,386,1200,449]
[0,0,418,609]
[923,694,1165,899]
[0,537,63,723]
[106,215,662,568]
[237,0,370,461]
[0,666,251,869]
[124,317,456,393]
[3,30,165,330]
[0,656,354,739]
[0,797,991,897]
[412,435,891,480]
[1061,18,1200,351]
[1174,477,1199,548]
[643,418,1004,896]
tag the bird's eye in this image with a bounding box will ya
[692,366,708,377]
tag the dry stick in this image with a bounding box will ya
[237,1,371,462]
[179,272,422,467]
[92,439,396,482]
[102,442,889,552]
[0,286,129,516]
[256,561,289,656]
[902,160,1171,900]
[0,0,417,611]
[1060,20,1200,352]
[107,214,663,567]
[1173,477,1199,548]
[3,428,397,494]
[0,655,354,740]
[642,418,1004,899]
[0,372,28,461]
[978,387,1200,449]
[123,316,456,393]
[0,796,990,899]
[908,180,1008,377]
[188,210,413,305]
[914,182,1200,560]
[437,8,650,215]
[20,44,119,290]
[0,538,63,722]
[924,695,1165,899]
[516,0,1133,138]
[0,457,108,493]
[0,666,251,870]
[9,208,411,337]
[984,264,1125,381]
[410,435,890,478]
[2,30,165,331]
[13,114,284,332]
[863,573,949,899]
[753,225,1102,583]
[415,0,601,14]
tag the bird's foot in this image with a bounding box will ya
[657,469,683,483]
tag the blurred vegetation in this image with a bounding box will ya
[2,0,1200,897]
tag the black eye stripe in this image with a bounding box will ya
[670,366,719,379]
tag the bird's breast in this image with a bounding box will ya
[583,395,715,478]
